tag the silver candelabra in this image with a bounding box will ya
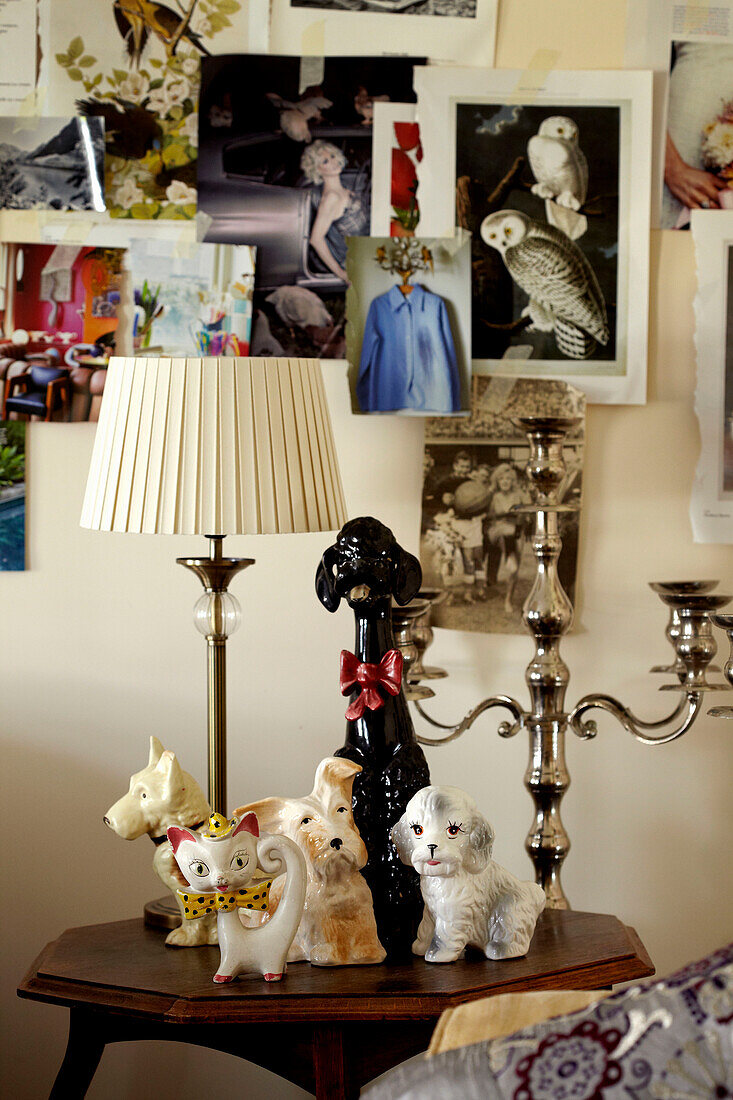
[405,416,732,910]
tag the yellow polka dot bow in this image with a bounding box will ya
[177,879,274,921]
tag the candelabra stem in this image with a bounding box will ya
[518,430,576,909]
[525,713,571,908]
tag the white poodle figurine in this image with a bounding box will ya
[391,786,546,963]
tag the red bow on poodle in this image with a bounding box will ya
[340,649,403,720]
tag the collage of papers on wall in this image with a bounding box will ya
[1,0,732,574]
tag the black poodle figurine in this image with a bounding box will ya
[316,516,430,958]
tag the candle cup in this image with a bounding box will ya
[512,416,582,507]
[391,600,435,701]
[649,581,720,675]
[407,588,448,683]
[657,593,731,692]
[708,613,733,717]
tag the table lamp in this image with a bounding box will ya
[81,356,347,815]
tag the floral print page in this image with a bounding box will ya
[38,0,269,220]
[371,103,432,237]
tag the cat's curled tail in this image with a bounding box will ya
[255,833,307,969]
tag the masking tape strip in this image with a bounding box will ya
[27,210,94,246]
[300,44,325,89]
[482,377,517,406]
[56,218,94,245]
[172,222,198,258]
[195,210,213,244]
[0,210,96,246]
[13,88,47,132]
[3,211,45,243]
[436,227,470,258]
[506,49,561,106]
[11,211,43,240]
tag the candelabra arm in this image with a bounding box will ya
[568,692,702,745]
[415,695,526,745]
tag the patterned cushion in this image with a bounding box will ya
[364,943,733,1099]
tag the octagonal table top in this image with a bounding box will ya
[19,909,654,1026]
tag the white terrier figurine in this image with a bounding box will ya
[237,758,386,967]
[392,785,545,963]
[168,812,306,983]
[104,736,216,947]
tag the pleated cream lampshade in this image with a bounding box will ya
[80,356,348,535]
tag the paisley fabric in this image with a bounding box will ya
[364,943,733,1100]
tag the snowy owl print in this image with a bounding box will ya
[480,209,609,360]
[455,101,621,369]
[527,116,588,240]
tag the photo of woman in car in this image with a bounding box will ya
[301,140,370,283]
[197,54,422,358]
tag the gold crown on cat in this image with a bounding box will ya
[202,812,238,839]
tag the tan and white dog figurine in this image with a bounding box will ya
[392,785,546,963]
[236,758,386,967]
[104,736,216,947]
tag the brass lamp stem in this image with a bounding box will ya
[177,536,254,815]
[207,633,227,817]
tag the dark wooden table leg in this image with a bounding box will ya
[49,1008,107,1099]
[313,1024,357,1100]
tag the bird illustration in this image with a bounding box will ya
[265,93,332,143]
[114,0,211,67]
[528,116,588,240]
[265,286,332,331]
[421,245,434,275]
[77,97,162,161]
[208,96,232,128]
[480,209,609,360]
[154,157,196,192]
[251,311,284,357]
[353,85,390,125]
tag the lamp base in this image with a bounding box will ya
[144,896,181,930]
[177,535,255,817]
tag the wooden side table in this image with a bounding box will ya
[18,909,653,1100]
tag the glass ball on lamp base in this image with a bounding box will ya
[193,590,242,640]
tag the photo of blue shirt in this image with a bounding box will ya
[356,284,461,413]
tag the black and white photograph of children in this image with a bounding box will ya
[0,116,105,212]
[196,55,422,360]
[455,102,620,368]
[420,377,584,634]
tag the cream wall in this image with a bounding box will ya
[4,2,733,1097]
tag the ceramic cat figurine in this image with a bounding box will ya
[168,812,306,983]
